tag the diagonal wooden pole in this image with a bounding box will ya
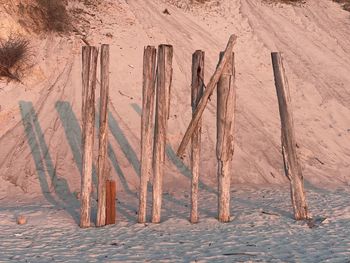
[177,35,237,158]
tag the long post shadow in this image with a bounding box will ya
[131,103,297,219]
[56,101,137,221]
[56,101,135,195]
[55,102,98,187]
[115,103,215,218]
[107,110,140,176]
[131,102,216,195]
[55,100,213,221]
[19,101,79,223]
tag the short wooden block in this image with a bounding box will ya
[106,180,116,225]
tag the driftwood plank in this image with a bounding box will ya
[271,52,309,220]
[106,180,116,225]
[138,46,157,223]
[177,35,237,157]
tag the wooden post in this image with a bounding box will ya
[190,50,205,224]
[177,35,237,157]
[96,44,110,227]
[152,44,173,223]
[271,52,309,220]
[217,52,235,223]
[80,46,98,228]
[106,180,116,225]
[138,46,157,223]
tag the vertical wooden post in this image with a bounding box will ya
[96,44,110,227]
[152,45,173,223]
[271,52,309,220]
[138,46,157,223]
[81,46,98,228]
[216,52,235,223]
[106,180,116,225]
[190,50,205,224]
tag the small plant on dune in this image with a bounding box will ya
[37,0,71,32]
[264,0,306,4]
[333,0,350,12]
[18,0,71,33]
[0,35,30,82]
[190,0,210,3]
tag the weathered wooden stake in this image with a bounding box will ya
[138,46,157,223]
[152,45,173,223]
[217,52,235,223]
[81,46,98,228]
[106,180,116,225]
[271,52,309,220]
[190,50,205,224]
[177,35,237,157]
[96,44,110,227]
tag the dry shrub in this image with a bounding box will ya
[37,0,71,32]
[0,35,30,82]
[83,0,101,6]
[18,0,71,33]
[333,0,350,11]
[263,0,306,4]
[280,0,304,2]
[190,0,210,3]
[263,0,307,6]
[166,0,218,10]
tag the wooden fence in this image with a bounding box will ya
[79,35,309,228]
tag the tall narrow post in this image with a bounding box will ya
[138,46,157,223]
[81,46,98,228]
[96,44,110,227]
[190,50,205,224]
[271,52,309,220]
[152,45,173,223]
[216,52,235,223]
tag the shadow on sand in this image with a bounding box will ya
[19,101,80,224]
[20,100,298,224]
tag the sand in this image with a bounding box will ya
[1,187,350,262]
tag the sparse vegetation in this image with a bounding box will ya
[0,35,30,82]
[190,0,210,3]
[18,0,71,33]
[166,0,219,10]
[267,0,350,10]
[333,0,350,11]
[37,0,71,32]
[264,0,306,4]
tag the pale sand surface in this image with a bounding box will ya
[1,187,350,262]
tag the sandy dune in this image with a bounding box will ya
[0,0,349,261]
